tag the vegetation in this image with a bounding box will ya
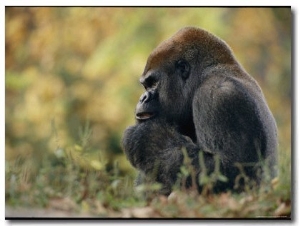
[5,7,291,218]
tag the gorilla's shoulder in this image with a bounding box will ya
[195,72,259,113]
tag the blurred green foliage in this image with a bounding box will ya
[5,7,291,213]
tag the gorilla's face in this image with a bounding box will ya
[135,48,193,126]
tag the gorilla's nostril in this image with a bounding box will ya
[140,91,155,103]
[140,91,152,103]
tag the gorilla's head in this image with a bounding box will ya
[135,27,236,130]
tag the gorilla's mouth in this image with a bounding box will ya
[136,112,155,120]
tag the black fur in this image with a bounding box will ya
[122,27,278,196]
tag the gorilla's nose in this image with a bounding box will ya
[139,92,149,103]
[139,91,153,103]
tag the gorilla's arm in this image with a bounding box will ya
[122,119,215,195]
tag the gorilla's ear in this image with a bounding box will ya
[175,60,190,80]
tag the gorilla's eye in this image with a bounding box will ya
[175,60,190,80]
[141,76,158,90]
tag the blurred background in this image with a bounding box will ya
[5,7,291,207]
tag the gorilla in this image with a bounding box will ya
[122,27,278,196]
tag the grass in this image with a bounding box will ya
[5,149,291,218]
[5,124,291,218]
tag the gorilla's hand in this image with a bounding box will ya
[122,119,187,170]
[122,119,206,195]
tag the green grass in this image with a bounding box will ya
[5,124,291,218]
[5,145,291,218]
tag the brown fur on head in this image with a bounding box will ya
[143,27,236,75]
